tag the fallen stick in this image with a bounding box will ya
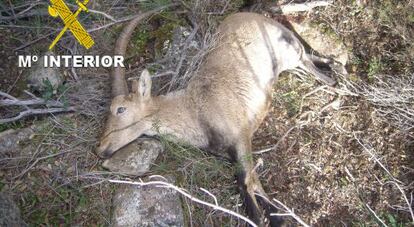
[271,0,333,14]
[255,194,310,227]
[0,107,76,124]
[0,97,65,107]
[0,91,75,123]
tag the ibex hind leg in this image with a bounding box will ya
[300,54,336,86]
[230,139,283,227]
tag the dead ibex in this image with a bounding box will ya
[97,11,336,226]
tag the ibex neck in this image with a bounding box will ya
[150,90,208,148]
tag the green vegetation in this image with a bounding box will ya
[151,21,180,57]
[154,134,238,224]
[139,0,173,10]
[20,183,90,226]
[367,58,382,81]
[131,25,151,54]
[0,121,24,133]
[280,91,301,117]
[156,134,234,188]
[130,19,181,58]
[41,79,68,106]
[127,1,186,62]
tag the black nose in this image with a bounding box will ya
[99,149,114,159]
[96,143,113,159]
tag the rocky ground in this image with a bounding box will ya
[1,0,413,226]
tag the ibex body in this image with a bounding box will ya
[97,12,335,226]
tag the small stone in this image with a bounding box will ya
[102,138,163,176]
[0,128,34,155]
[111,176,184,227]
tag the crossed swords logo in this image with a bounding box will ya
[48,0,95,49]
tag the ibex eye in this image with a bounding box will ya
[117,107,126,114]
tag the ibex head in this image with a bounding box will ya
[97,70,156,158]
[95,8,171,158]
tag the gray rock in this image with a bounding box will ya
[291,20,349,66]
[111,177,184,227]
[0,127,34,155]
[102,138,163,176]
[26,51,63,91]
[0,192,27,227]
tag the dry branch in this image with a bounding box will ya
[253,125,297,154]
[0,91,75,124]
[256,194,310,227]
[365,204,388,227]
[0,97,64,107]
[342,74,414,131]
[270,0,333,14]
[0,107,75,124]
[87,3,179,33]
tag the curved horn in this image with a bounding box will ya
[111,4,177,98]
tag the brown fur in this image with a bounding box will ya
[97,12,336,226]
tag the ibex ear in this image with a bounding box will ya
[133,69,152,99]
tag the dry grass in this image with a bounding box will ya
[254,74,413,225]
[0,0,413,226]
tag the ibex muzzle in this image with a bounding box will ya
[97,12,336,226]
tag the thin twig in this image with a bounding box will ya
[353,134,413,223]
[87,3,179,33]
[14,31,57,51]
[256,194,310,227]
[387,181,414,223]
[353,133,402,184]
[270,198,310,227]
[253,125,297,154]
[200,187,219,205]
[13,150,72,179]
[6,70,23,94]
[66,3,117,22]
[365,204,388,227]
